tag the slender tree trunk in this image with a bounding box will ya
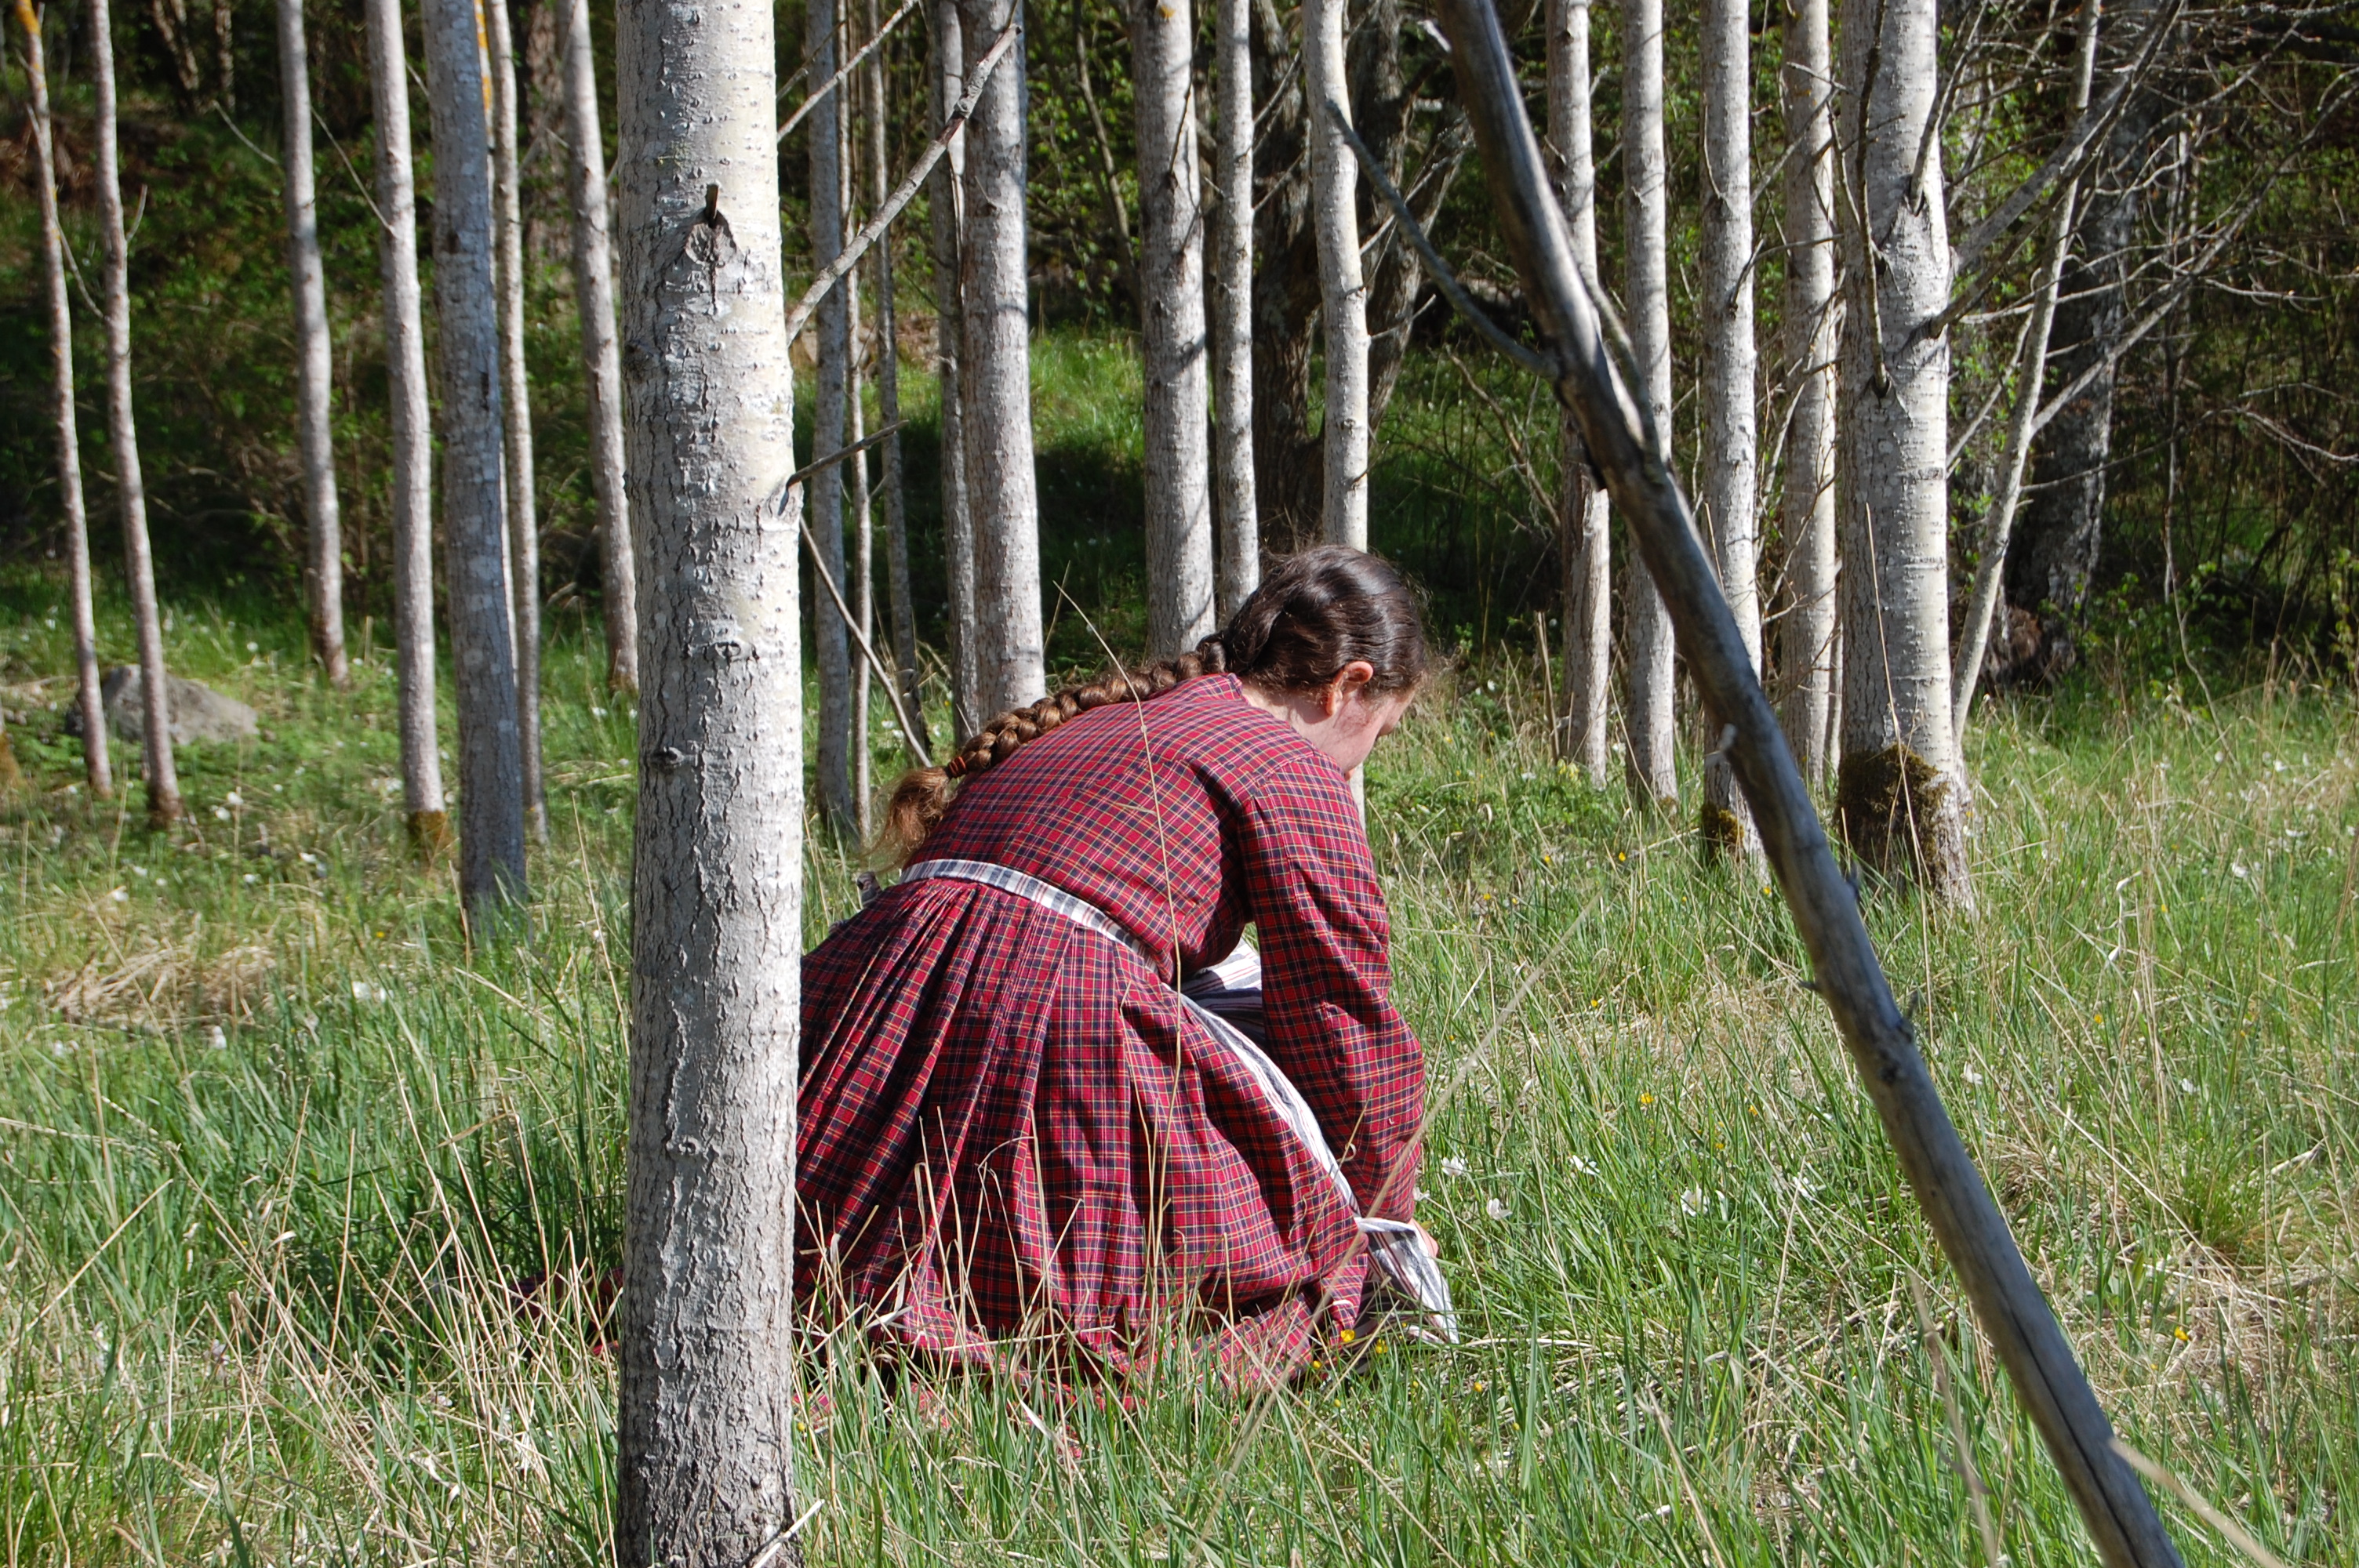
[90,0,181,826]
[18,0,112,797]
[274,0,349,687]
[1132,0,1215,655]
[1698,0,1761,863]
[847,104,874,834]
[365,0,449,851]
[1834,0,1971,907]
[930,0,981,735]
[613,0,805,1555]
[1305,0,1369,548]
[423,0,529,914]
[1547,0,1609,785]
[487,0,547,842]
[559,0,638,693]
[958,0,1045,716]
[1778,0,1837,788]
[809,0,857,831]
[868,0,922,735]
[1954,0,2099,748]
[1212,0,1257,619]
[1620,0,1675,811]
[2002,11,2166,684]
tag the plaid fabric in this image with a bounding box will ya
[797,673,1426,1386]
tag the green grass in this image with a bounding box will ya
[2,574,2353,1566]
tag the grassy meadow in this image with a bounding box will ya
[2,582,2354,1566]
[2,318,2357,1564]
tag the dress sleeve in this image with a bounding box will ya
[1236,751,1424,1221]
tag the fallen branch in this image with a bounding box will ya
[781,22,1017,345]
[1429,0,2184,1563]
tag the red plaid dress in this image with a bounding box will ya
[797,673,1424,1385]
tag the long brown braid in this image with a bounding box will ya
[879,546,1430,862]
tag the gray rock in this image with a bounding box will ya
[64,666,261,746]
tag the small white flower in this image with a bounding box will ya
[207,1025,228,1050]
[2179,1077,2197,1095]
[2231,862,2248,879]
[298,851,318,866]
[1485,1197,1512,1221]
[225,791,244,808]
[242,873,260,884]
[1962,1065,1983,1086]
[1569,1155,1598,1176]
[2273,759,2287,773]
[1680,1187,1705,1216]
[1415,1187,1432,1202]
[110,887,128,902]
[214,806,231,821]
[1441,1156,1470,1179]
[591,706,608,719]
[129,865,147,878]
[351,980,387,1004]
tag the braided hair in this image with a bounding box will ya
[880,546,1429,862]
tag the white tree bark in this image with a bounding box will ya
[810,0,858,831]
[423,0,529,912]
[486,0,547,842]
[1212,0,1257,620]
[1132,0,1215,657]
[18,0,112,797]
[365,0,449,850]
[614,0,805,1555]
[558,0,638,694]
[1305,0,1369,548]
[90,0,181,826]
[1620,0,1676,811]
[1547,0,1610,786]
[958,0,1045,716]
[1699,0,1761,861]
[274,0,349,688]
[931,0,981,734]
[869,0,923,737]
[1778,0,1838,787]
[1835,0,1971,906]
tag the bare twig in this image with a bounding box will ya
[781,21,1016,345]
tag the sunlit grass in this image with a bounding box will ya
[2,571,2353,1565]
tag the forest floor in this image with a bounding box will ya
[1,577,2356,1566]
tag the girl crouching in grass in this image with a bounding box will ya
[796,546,1450,1388]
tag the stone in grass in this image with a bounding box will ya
[64,666,260,746]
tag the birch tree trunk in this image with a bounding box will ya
[1305,0,1369,548]
[1212,0,1257,619]
[1699,0,1761,862]
[487,0,547,842]
[809,0,858,832]
[1834,0,1972,907]
[274,0,349,688]
[18,0,112,797]
[423,0,529,913]
[1778,0,1838,787]
[91,0,181,826]
[1132,0,1216,657]
[613,0,806,1555]
[931,0,981,734]
[868,0,923,734]
[1620,0,1676,811]
[559,0,638,693]
[1547,0,1610,786]
[365,0,448,851]
[958,0,1046,716]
